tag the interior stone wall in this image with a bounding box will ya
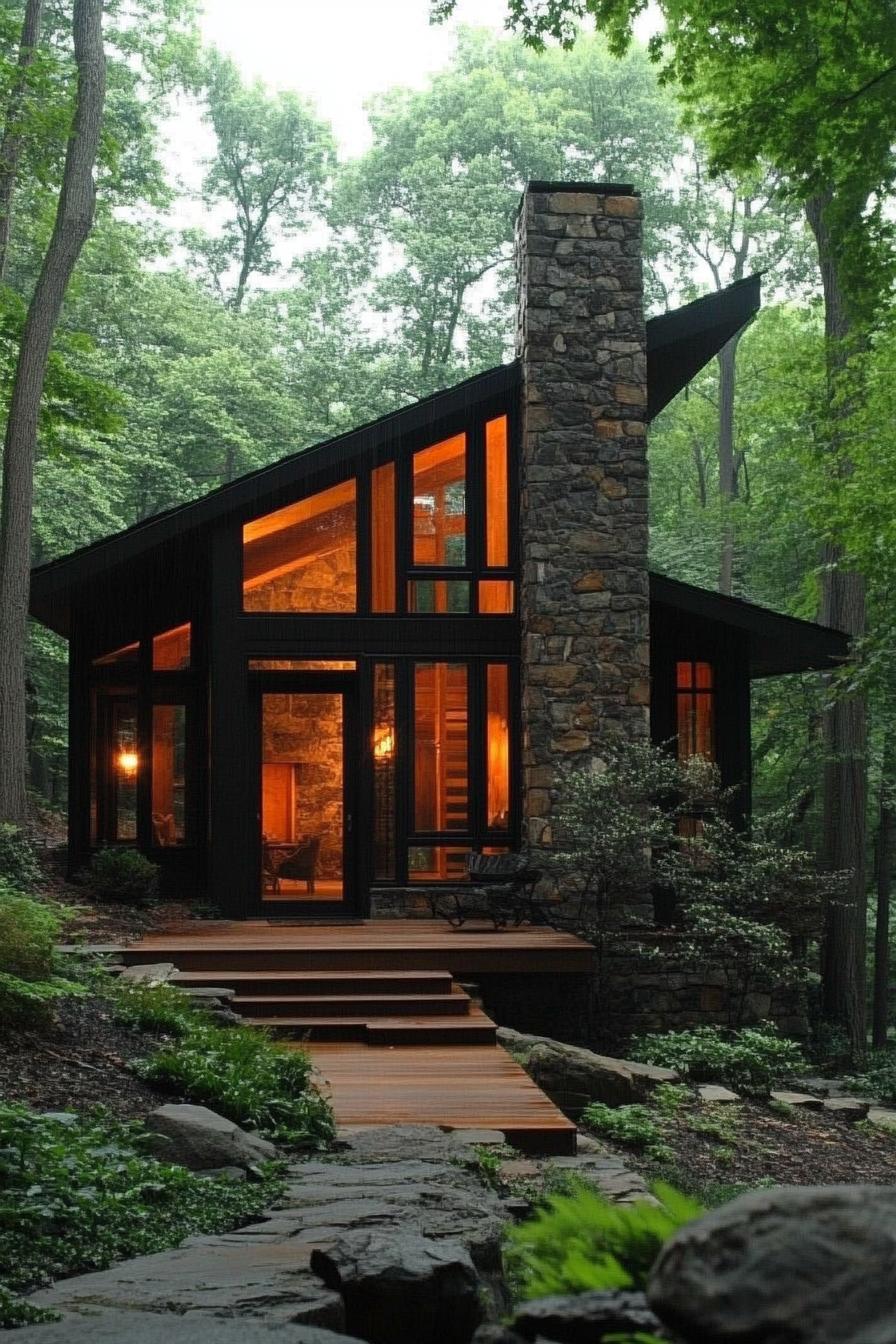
[245,547,356,613]
[264,694,343,879]
[515,184,650,913]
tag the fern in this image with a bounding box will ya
[506,1181,702,1300]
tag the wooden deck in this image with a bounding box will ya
[124,919,591,1154]
[126,918,595,974]
[304,1043,577,1155]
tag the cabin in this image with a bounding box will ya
[29,183,847,920]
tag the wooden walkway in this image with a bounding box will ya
[125,919,591,1154]
[304,1042,577,1155]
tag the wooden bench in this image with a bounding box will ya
[425,851,559,929]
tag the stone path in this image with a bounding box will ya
[23,1125,652,1342]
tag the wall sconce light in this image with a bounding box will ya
[117,748,139,776]
[373,725,394,760]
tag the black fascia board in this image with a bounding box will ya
[646,274,761,420]
[650,571,850,677]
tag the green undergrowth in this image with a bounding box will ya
[0,1104,285,1328]
[506,1180,703,1300]
[580,1103,673,1164]
[106,979,335,1149]
[0,880,83,1028]
[630,1024,804,1096]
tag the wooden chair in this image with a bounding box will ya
[426,851,556,929]
[266,836,322,894]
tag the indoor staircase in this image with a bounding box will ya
[169,966,497,1045]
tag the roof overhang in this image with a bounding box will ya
[650,572,849,678]
[647,275,761,420]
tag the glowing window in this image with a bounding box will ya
[413,434,466,566]
[371,461,396,613]
[485,416,509,567]
[93,642,138,667]
[373,664,396,881]
[152,705,186,845]
[408,579,470,614]
[414,662,468,832]
[248,659,356,671]
[408,845,471,883]
[243,480,357,612]
[153,624,190,671]
[478,580,514,614]
[676,660,715,761]
[486,664,510,830]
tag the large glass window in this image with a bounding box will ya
[371,462,396,613]
[243,480,357,612]
[485,415,509,568]
[413,662,468,832]
[413,434,466,567]
[486,664,510,830]
[372,664,396,881]
[151,705,186,845]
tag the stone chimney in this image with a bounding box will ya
[515,182,650,849]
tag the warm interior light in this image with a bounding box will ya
[373,725,395,760]
[117,749,139,776]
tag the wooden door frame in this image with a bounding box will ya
[249,671,359,917]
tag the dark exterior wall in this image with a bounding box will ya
[515,184,650,862]
[650,601,752,823]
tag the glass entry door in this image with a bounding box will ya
[257,685,353,910]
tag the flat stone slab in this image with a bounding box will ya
[770,1091,824,1109]
[447,1128,507,1147]
[29,1242,344,1328]
[118,962,177,984]
[867,1106,896,1131]
[823,1097,869,1119]
[698,1084,740,1103]
[15,1311,361,1344]
[179,985,237,1000]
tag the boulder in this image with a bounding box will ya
[311,1229,482,1344]
[770,1091,823,1110]
[649,1184,896,1344]
[119,962,177,984]
[511,1290,666,1343]
[497,1029,677,1117]
[15,1313,361,1344]
[144,1103,277,1171]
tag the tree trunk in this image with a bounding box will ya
[873,723,895,1049]
[805,190,869,1058]
[0,0,44,282]
[0,0,106,825]
[717,330,742,595]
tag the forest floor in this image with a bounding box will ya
[0,994,173,1121]
[582,1090,896,1205]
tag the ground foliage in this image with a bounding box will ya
[506,1181,703,1299]
[629,1024,805,1096]
[0,1103,285,1328]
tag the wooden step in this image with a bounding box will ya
[232,991,470,1019]
[171,969,454,996]
[243,1005,498,1045]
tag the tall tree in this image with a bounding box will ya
[436,0,896,1054]
[0,0,106,826]
[187,50,333,312]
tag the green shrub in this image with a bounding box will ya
[630,1023,804,1096]
[0,823,41,889]
[580,1103,671,1162]
[845,1051,896,1104]
[505,1181,703,1300]
[0,882,80,1026]
[108,980,200,1036]
[78,847,159,904]
[0,1103,284,1327]
[136,1020,335,1148]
